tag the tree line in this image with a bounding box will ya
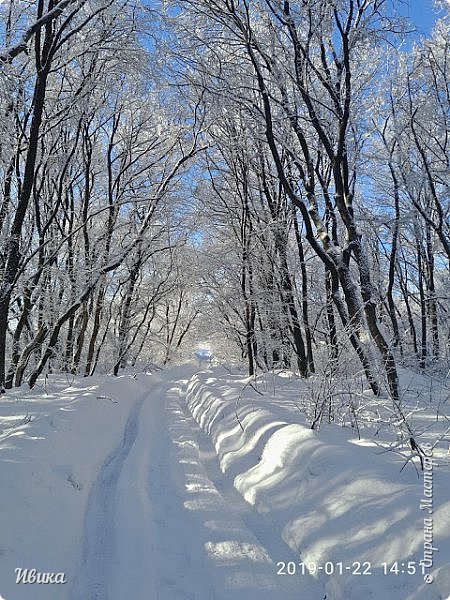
[0,0,448,422]
[0,0,202,390]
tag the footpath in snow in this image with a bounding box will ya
[1,365,449,599]
[1,366,317,600]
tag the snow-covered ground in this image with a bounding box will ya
[1,365,449,599]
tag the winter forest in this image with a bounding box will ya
[0,1,449,599]
[0,0,448,394]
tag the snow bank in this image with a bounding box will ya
[184,369,450,600]
[0,373,149,600]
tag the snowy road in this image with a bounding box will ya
[3,367,448,600]
[69,367,317,600]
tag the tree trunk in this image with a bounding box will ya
[386,164,401,350]
[293,211,315,372]
[0,59,51,388]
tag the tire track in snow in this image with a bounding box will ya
[69,393,146,600]
[69,368,322,599]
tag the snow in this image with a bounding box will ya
[0,365,449,599]
[185,368,450,600]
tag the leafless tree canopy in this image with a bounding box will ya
[0,0,448,449]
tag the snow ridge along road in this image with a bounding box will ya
[70,366,315,600]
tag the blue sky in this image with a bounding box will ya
[143,0,445,37]
[397,0,446,35]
